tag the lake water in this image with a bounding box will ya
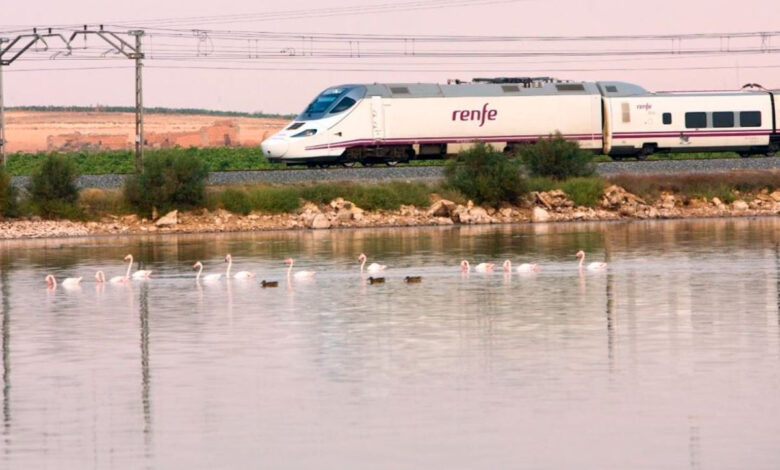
[1,219,779,469]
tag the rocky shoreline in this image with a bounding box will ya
[1,185,779,240]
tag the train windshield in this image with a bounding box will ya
[299,86,365,120]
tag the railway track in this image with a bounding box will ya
[10,156,780,190]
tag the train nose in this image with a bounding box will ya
[261,138,289,159]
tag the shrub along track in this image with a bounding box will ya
[9,157,780,190]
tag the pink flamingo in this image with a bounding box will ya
[285,258,316,280]
[575,250,607,271]
[193,261,222,281]
[45,274,82,289]
[358,253,386,274]
[474,262,495,273]
[225,254,255,279]
[125,254,152,279]
[461,260,494,273]
[502,259,541,273]
[102,261,131,284]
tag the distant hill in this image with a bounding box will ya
[8,105,295,119]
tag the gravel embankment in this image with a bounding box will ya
[10,157,780,189]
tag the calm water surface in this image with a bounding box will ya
[1,219,779,469]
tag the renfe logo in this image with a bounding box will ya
[452,103,498,127]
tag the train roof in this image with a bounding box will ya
[343,80,768,99]
[354,80,648,98]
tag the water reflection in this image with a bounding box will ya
[1,260,10,444]
[0,218,777,469]
[139,283,152,448]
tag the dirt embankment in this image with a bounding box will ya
[1,187,779,240]
[3,111,289,153]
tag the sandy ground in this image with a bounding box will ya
[2,111,289,152]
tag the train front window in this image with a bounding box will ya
[298,86,366,120]
[303,88,346,116]
[330,97,356,114]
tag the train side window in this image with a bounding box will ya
[662,113,672,125]
[330,97,356,114]
[712,112,734,128]
[740,111,762,127]
[685,112,707,128]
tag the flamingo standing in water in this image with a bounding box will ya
[124,254,152,279]
[575,250,607,271]
[45,274,82,289]
[285,258,316,280]
[461,260,494,273]
[225,254,255,279]
[102,259,132,284]
[460,260,471,273]
[475,262,495,273]
[358,253,386,274]
[502,259,541,273]
[193,261,222,281]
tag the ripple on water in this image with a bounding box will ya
[0,219,779,469]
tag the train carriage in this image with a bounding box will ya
[603,86,776,159]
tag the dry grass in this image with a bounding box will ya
[608,171,780,203]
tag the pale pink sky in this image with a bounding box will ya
[2,0,779,114]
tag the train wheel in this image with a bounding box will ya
[341,161,356,168]
[385,160,399,167]
[362,161,374,167]
[738,152,751,158]
[318,163,330,168]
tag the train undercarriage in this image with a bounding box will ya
[277,136,780,167]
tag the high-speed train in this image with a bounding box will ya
[261,77,780,166]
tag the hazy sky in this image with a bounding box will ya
[2,0,779,114]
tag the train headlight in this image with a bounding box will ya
[292,129,317,138]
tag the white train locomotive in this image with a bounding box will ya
[261,77,780,166]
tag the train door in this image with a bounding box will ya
[371,96,385,141]
[601,97,612,154]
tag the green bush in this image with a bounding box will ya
[562,177,606,207]
[0,166,19,218]
[219,188,252,215]
[519,133,595,180]
[124,149,208,216]
[298,182,431,211]
[299,184,344,206]
[79,188,128,217]
[443,142,526,207]
[247,186,302,213]
[28,154,82,219]
[526,176,558,193]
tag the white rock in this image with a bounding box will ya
[155,210,178,227]
[732,200,749,211]
[311,213,331,229]
[532,207,550,223]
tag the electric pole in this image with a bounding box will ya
[0,37,7,167]
[0,27,145,170]
[130,30,145,171]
